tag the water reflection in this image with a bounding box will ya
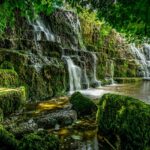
[77,81,150,104]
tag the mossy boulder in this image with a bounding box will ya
[97,94,150,150]
[70,92,97,117]
[0,86,26,115]
[0,125,18,150]
[0,61,14,70]
[18,132,59,150]
[0,69,19,87]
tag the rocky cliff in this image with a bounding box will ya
[0,9,140,101]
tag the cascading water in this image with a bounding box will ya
[110,60,115,84]
[31,17,55,42]
[63,56,82,92]
[130,43,150,78]
[30,10,101,93]
[91,53,101,87]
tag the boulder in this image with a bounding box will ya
[97,93,150,150]
[0,86,26,115]
[70,92,97,117]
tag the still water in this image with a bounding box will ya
[62,81,150,150]
[79,81,150,104]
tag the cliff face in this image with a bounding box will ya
[0,9,139,100]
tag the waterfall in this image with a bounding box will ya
[91,53,101,87]
[110,60,115,84]
[30,11,101,92]
[63,56,82,91]
[32,17,55,42]
[130,43,150,78]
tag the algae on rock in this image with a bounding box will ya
[0,86,26,115]
[97,93,150,150]
[70,92,97,117]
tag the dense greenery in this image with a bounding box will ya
[18,132,59,150]
[0,0,149,40]
[0,0,63,35]
[68,0,150,41]
[97,94,150,150]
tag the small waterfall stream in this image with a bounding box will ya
[130,43,150,78]
[28,11,101,93]
[110,60,115,84]
[62,56,82,91]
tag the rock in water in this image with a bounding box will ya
[97,93,150,150]
[70,92,97,117]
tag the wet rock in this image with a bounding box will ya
[36,110,77,129]
[70,92,97,117]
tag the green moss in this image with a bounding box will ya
[70,92,97,117]
[0,69,19,87]
[0,86,26,115]
[18,131,59,150]
[97,93,150,150]
[0,108,3,122]
[0,61,14,70]
[0,125,18,150]
[114,78,142,83]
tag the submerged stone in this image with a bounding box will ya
[97,93,150,150]
[70,92,97,117]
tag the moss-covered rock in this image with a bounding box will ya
[0,61,14,70]
[70,92,97,117]
[0,86,26,115]
[97,93,150,150]
[0,69,19,87]
[0,125,18,150]
[18,131,59,150]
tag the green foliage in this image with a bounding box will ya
[0,125,18,150]
[97,0,150,40]
[18,132,59,150]
[0,108,3,122]
[0,86,26,115]
[0,0,63,35]
[70,92,97,116]
[97,93,150,150]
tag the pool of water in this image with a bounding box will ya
[78,81,150,104]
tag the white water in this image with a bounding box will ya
[110,60,115,84]
[130,43,150,78]
[92,53,101,86]
[32,17,55,42]
[30,12,101,93]
[65,11,86,50]
[63,56,82,91]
